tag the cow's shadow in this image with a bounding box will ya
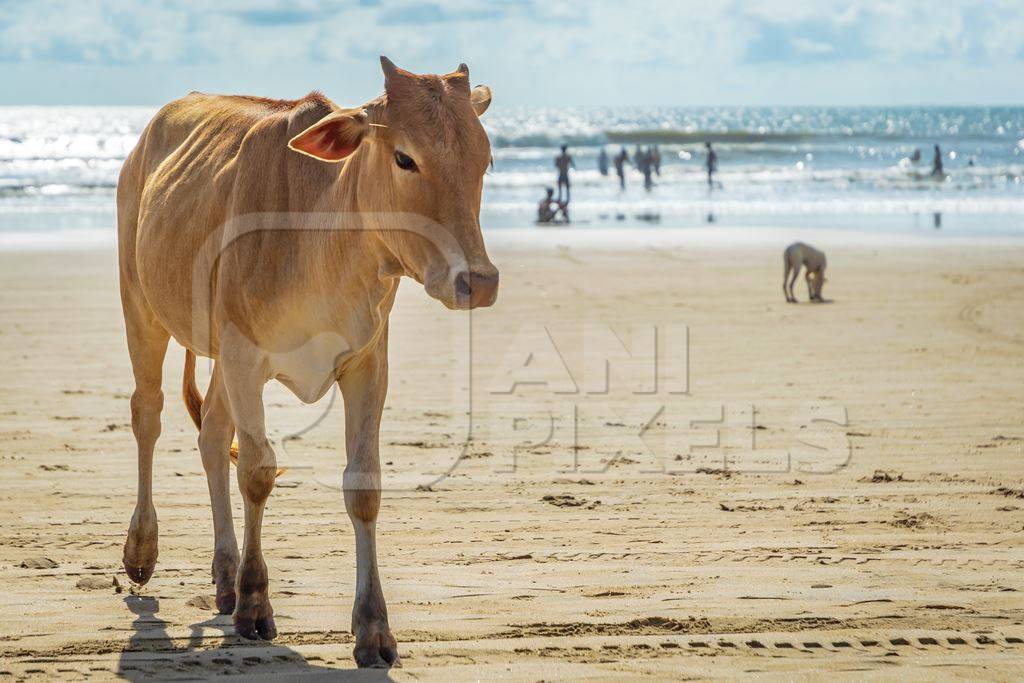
[116,595,394,681]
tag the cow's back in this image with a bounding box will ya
[117,91,337,351]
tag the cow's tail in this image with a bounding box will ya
[182,350,285,476]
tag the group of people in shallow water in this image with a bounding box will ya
[538,141,720,224]
[537,139,953,224]
[599,144,664,191]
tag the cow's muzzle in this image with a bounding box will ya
[454,269,499,309]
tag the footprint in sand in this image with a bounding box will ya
[186,594,219,611]
[76,575,120,591]
[20,556,58,569]
[543,494,600,509]
[556,245,585,264]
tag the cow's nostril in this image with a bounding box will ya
[455,272,473,298]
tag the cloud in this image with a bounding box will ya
[0,1,191,64]
[376,2,506,25]
[378,2,446,25]
[0,0,1020,105]
[232,8,323,26]
[2,0,1021,66]
[744,19,868,63]
[738,0,1024,65]
[790,38,835,57]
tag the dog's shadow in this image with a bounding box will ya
[117,595,393,681]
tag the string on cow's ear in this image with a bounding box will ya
[363,123,390,144]
[362,125,389,147]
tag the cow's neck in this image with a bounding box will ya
[295,150,401,355]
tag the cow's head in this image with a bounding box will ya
[288,57,498,310]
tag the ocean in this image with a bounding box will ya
[1,105,1022,247]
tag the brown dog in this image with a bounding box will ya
[783,242,827,303]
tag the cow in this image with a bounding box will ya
[117,57,497,668]
[783,241,827,303]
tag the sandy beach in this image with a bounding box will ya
[1,232,1023,680]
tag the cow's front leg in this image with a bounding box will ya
[197,363,240,615]
[339,346,399,668]
[221,357,277,640]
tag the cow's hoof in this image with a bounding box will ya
[212,554,238,615]
[122,529,157,585]
[354,628,400,668]
[122,559,155,585]
[215,589,236,615]
[123,507,158,585]
[235,615,277,640]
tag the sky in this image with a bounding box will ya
[1,0,1023,106]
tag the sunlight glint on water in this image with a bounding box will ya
[1,105,1022,244]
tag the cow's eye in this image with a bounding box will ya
[394,150,418,172]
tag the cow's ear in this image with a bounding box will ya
[288,109,367,162]
[470,85,491,117]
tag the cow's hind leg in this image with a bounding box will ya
[220,352,277,640]
[121,303,170,585]
[198,363,240,614]
[339,345,399,668]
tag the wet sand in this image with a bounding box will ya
[0,236,1022,679]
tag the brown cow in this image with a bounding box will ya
[117,57,497,668]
